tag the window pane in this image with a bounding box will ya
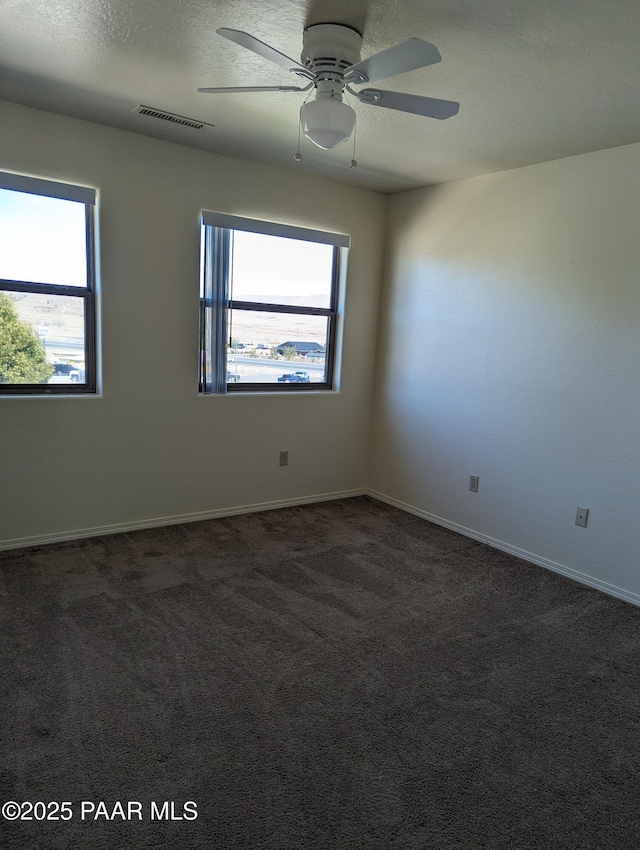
[0,189,87,287]
[228,310,328,384]
[230,231,334,308]
[1,291,85,384]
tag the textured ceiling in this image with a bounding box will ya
[2,0,640,193]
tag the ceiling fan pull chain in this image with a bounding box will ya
[350,114,357,168]
[345,90,357,168]
[293,113,302,162]
[294,112,303,161]
[294,89,314,161]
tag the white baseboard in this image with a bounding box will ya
[0,489,367,553]
[367,489,640,610]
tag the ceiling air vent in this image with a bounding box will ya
[133,105,213,130]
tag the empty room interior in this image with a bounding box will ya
[1,0,640,847]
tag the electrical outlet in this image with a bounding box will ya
[469,475,479,493]
[575,506,589,528]
[279,451,289,467]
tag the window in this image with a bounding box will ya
[199,213,348,393]
[0,171,97,395]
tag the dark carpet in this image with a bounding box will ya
[1,496,639,849]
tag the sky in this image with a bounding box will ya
[0,189,87,287]
[230,230,334,307]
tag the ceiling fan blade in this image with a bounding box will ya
[198,85,307,93]
[216,28,307,74]
[346,38,441,84]
[357,88,459,119]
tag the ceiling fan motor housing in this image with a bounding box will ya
[300,24,361,149]
[301,24,363,78]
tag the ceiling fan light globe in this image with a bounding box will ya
[300,99,356,150]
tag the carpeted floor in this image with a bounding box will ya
[1,495,639,849]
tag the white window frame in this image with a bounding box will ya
[0,171,97,395]
[199,213,349,394]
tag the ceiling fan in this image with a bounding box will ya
[198,24,459,151]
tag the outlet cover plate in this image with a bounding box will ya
[575,506,589,527]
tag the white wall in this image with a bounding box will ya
[371,144,640,602]
[0,100,386,547]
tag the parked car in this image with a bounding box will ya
[51,363,82,382]
[227,372,241,382]
[277,371,310,383]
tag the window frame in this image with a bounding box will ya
[199,213,348,394]
[0,171,97,396]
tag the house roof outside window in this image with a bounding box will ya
[276,341,326,355]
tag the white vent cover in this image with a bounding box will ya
[133,105,214,130]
